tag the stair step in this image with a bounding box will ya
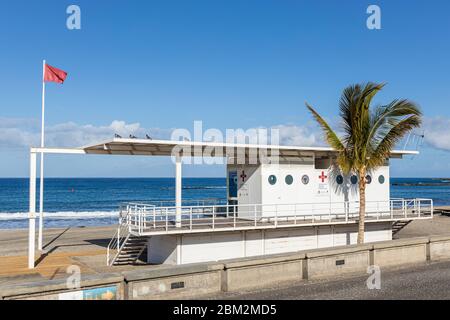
[109,232,149,265]
[116,256,140,260]
[392,220,412,235]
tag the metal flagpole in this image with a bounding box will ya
[38,59,46,251]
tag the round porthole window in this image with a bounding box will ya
[285,175,293,185]
[365,175,372,184]
[378,175,385,184]
[336,175,344,185]
[301,175,309,185]
[350,175,358,185]
[268,175,277,185]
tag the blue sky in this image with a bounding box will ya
[1,0,450,177]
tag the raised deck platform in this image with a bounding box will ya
[107,198,433,266]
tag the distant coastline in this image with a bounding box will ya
[391,178,450,186]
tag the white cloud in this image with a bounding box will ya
[272,123,323,147]
[0,118,171,148]
[422,117,450,151]
[0,117,325,150]
[3,116,442,152]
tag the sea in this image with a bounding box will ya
[0,177,449,229]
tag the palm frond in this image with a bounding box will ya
[367,99,422,150]
[305,103,344,151]
[368,114,422,168]
[307,82,422,172]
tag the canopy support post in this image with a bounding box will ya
[28,151,37,269]
[175,155,182,228]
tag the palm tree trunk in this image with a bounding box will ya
[357,167,367,244]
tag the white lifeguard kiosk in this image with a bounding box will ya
[27,138,433,268]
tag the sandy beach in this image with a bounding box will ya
[0,225,152,282]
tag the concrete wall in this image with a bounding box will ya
[373,237,428,268]
[222,253,305,291]
[123,263,223,300]
[429,235,450,261]
[0,273,124,300]
[305,244,372,279]
[3,234,450,299]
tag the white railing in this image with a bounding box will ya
[120,198,226,209]
[117,198,433,236]
[106,204,147,265]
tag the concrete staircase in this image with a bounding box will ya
[392,220,412,236]
[111,235,148,266]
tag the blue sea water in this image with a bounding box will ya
[0,177,448,229]
[0,178,226,229]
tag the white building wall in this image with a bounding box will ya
[329,165,390,213]
[147,223,392,265]
[147,235,178,264]
[332,225,357,246]
[180,232,244,264]
[229,160,391,219]
[244,231,264,257]
[264,228,317,254]
[260,162,317,217]
[234,165,262,219]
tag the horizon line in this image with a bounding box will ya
[0,176,448,179]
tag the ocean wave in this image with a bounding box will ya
[0,211,119,221]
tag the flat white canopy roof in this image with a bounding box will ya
[31,138,419,159]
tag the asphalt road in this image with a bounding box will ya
[213,260,450,300]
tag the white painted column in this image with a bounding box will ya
[38,60,46,252]
[28,152,37,269]
[38,152,44,251]
[175,155,182,228]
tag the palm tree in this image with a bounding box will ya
[306,82,422,244]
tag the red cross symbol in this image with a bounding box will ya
[319,171,328,183]
[240,170,247,182]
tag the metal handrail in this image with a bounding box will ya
[107,216,130,265]
[116,198,433,236]
[120,198,226,208]
[107,205,139,266]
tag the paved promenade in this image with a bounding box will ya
[212,260,450,300]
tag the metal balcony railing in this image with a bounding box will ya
[117,198,433,236]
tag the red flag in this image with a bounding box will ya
[44,64,68,83]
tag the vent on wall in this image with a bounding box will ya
[171,281,185,290]
[336,259,345,266]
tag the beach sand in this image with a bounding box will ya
[0,225,152,282]
[0,214,449,282]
